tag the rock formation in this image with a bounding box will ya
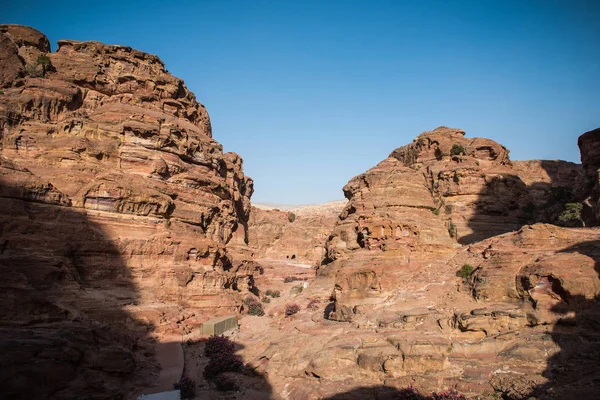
[578,127,600,223]
[0,25,256,398]
[229,201,346,266]
[1,24,598,400]
[241,127,599,400]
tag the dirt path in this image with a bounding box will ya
[140,337,184,395]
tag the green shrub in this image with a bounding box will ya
[448,220,457,238]
[558,202,583,225]
[456,264,474,279]
[27,54,53,78]
[450,144,466,156]
[243,296,265,316]
[288,212,296,223]
[431,208,440,216]
[265,289,280,298]
[261,296,271,303]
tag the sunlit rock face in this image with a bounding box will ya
[228,201,347,266]
[0,25,256,398]
[248,127,599,400]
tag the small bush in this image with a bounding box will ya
[203,352,243,380]
[448,220,457,238]
[261,296,271,303]
[285,303,301,317]
[174,377,196,399]
[265,289,280,298]
[456,264,474,279]
[558,202,583,225]
[27,54,53,78]
[430,388,469,400]
[288,212,296,222]
[244,296,265,316]
[214,374,238,392]
[307,299,320,310]
[450,144,466,156]
[204,335,235,358]
[431,208,440,216]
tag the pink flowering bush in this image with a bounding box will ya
[285,303,301,316]
[204,335,234,358]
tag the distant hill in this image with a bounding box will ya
[253,200,347,215]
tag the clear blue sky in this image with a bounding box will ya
[4,0,600,204]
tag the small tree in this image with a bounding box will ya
[558,202,583,226]
[288,212,296,223]
[448,220,457,238]
[36,54,52,78]
[244,296,265,316]
[450,144,466,156]
[456,264,474,279]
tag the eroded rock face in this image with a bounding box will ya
[229,201,346,266]
[249,127,599,400]
[578,127,600,223]
[0,26,255,398]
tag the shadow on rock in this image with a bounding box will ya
[0,162,157,399]
[460,160,586,245]
[526,240,600,400]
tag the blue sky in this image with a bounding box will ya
[4,0,600,204]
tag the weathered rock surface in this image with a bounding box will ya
[237,127,599,400]
[0,25,256,398]
[578,127,600,223]
[229,201,346,266]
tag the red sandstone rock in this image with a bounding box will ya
[0,25,255,399]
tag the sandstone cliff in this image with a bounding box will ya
[243,127,599,400]
[229,201,346,266]
[0,25,256,398]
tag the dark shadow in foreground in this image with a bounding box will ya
[0,161,157,399]
[526,240,600,400]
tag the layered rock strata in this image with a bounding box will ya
[0,25,255,398]
[248,127,599,400]
[229,201,346,266]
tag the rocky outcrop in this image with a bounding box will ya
[229,201,346,266]
[245,127,599,399]
[0,25,256,398]
[578,127,600,223]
